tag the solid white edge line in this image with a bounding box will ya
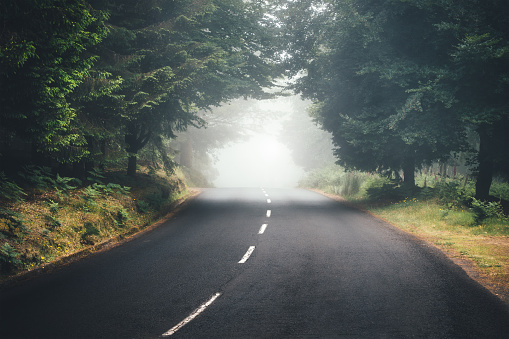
[259,224,267,234]
[162,292,222,336]
[238,246,256,264]
[266,210,271,217]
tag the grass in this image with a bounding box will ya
[0,166,193,282]
[350,197,509,302]
[302,167,509,302]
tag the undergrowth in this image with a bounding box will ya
[0,167,188,279]
[300,165,509,293]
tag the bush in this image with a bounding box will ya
[0,243,22,272]
[111,208,131,228]
[340,172,365,197]
[81,222,101,245]
[471,198,506,224]
[0,172,26,202]
[137,200,150,214]
[434,180,470,207]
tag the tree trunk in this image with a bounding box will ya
[127,154,137,177]
[124,125,152,177]
[475,129,493,200]
[402,155,415,188]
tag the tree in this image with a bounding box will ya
[0,0,108,162]
[278,0,465,187]
[86,0,281,176]
[426,0,509,200]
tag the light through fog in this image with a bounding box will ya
[214,132,304,187]
[213,97,305,188]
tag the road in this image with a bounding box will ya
[1,188,508,338]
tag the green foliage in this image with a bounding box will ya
[45,215,62,229]
[471,198,506,225]
[81,222,100,245]
[136,200,150,214]
[47,200,60,215]
[0,207,27,239]
[0,172,26,202]
[18,166,80,196]
[0,243,22,272]
[433,180,470,207]
[0,0,109,159]
[115,208,130,227]
[19,166,54,189]
[279,0,509,196]
[53,174,81,197]
[145,191,167,210]
[87,169,106,184]
[299,165,370,198]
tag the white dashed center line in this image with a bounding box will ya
[238,246,256,264]
[267,199,271,203]
[266,210,271,217]
[259,224,268,234]
[162,292,222,336]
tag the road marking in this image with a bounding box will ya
[162,292,222,336]
[264,193,269,197]
[259,224,267,234]
[266,210,271,217]
[267,199,271,203]
[238,246,255,264]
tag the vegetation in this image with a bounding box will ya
[278,0,509,199]
[0,166,190,279]
[300,166,509,293]
[1,0,281,178]
[0,0,508,292]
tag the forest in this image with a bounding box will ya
[1,1,508,274]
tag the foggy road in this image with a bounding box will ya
[1,188,508,338]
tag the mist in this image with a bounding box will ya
[213,131,304,188]
[213,97,305,188]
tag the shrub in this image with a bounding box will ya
[137,200,150,214]
[434,180,470,207]
[0,243,22,272]
[0,172,26,202]
[87,168,106,184]
[19,166,54,189]
[340,172,363,197]
[48,200,60,214]
[0,208,27,238]
[115,208,130,227]
[471,198,506,224]
[81,222,100,245]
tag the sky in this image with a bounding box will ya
[212,97,306,188]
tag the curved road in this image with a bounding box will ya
[1,188,508,338]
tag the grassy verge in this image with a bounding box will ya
[315,190,509,303]
[302,166,509,303]
[0,166,197,284]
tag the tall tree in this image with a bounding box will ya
[278,0,464,187]
[86,0,280,176]
[423,0,509,200]
[0,0,108,162]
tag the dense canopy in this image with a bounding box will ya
[1,0,508,199]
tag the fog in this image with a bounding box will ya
[213,131,305,188]
[212,97,306,188]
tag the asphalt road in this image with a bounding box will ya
[1,188,508,338]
